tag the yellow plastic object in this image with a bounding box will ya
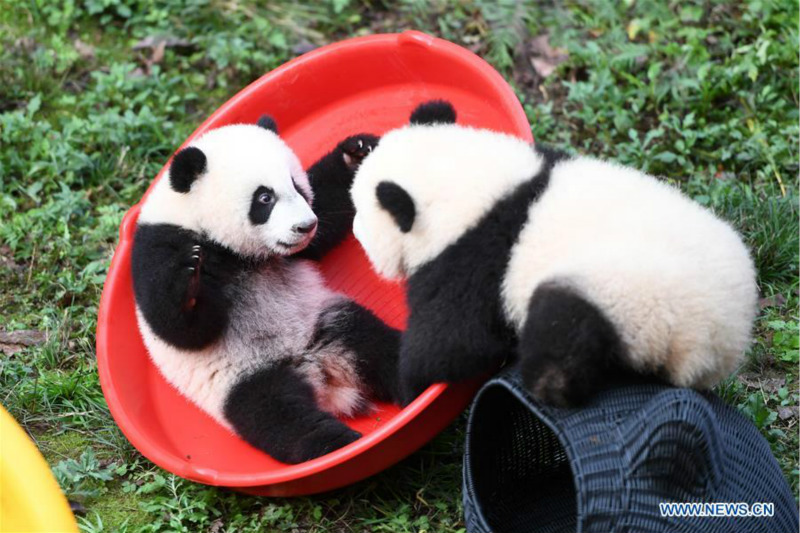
[0,405,78,533]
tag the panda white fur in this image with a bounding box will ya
[132,119,400,463]
[350,100,757,406]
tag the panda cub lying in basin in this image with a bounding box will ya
[351,100,758,406]
[132,118,399,464]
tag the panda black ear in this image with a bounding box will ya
[257,115,278,134]
[170,146,206,193]
[409,100,456,125]
[376,181,415,233]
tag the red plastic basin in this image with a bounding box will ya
[96,31,533,496]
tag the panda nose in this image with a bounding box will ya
[293,219,317,234]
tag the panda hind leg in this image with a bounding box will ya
[517,281,644,407]
[312,300,402,405]
[223,361,361,464]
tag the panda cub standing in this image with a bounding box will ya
[350,100,757,406]
[132,118,400,464]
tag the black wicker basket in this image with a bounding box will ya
[463,368,798,533]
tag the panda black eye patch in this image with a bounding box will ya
[249,186,276,225]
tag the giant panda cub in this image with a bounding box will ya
[132,118,400,463]
[350,100,757,406]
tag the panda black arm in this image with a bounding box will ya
[397,173,553,403]
[132,223,239,350]
[295,134,379,261]
[398,257,514,404]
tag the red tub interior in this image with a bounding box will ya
[97,31,533,496]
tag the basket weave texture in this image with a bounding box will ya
[463,368,799,533]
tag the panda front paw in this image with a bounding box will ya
[339,134,379,171]
[400,380,431,407]
[398,353,438,406]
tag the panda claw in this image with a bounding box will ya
[340,134,379,170]
[187,246,203,270]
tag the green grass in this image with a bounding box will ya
[1,0,797,531]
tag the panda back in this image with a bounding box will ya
[502,157,757,386]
